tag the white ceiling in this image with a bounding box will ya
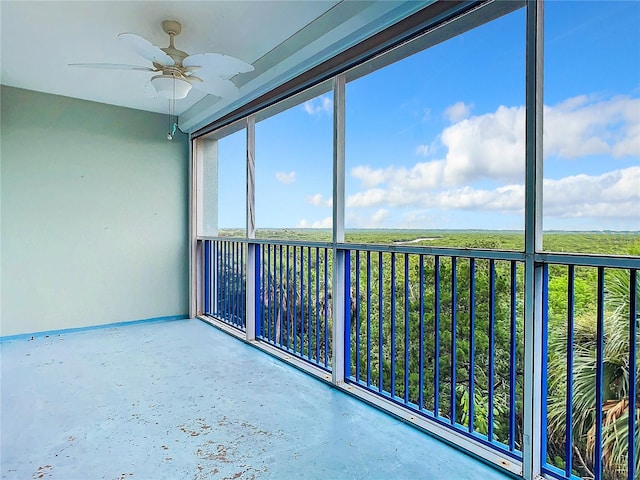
[1,1,428,133]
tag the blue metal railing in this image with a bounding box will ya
[542,260,639,480]
[256,242,333,371]
[203,239,246,330]
[343,248,524,459]
[200,238,639,479]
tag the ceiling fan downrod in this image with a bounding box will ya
[160,20,188,67]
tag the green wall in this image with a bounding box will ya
[1,86,189,336]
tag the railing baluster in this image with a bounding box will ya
[509,261,517,451]
[565,265,575,477]
[391,252,396,398]
[234,241,239,325]
[228,242,233,322]
[215,241,220,316]
[204,240,211,315]
[215,241,220,315]
[229,242,240,326]
[286,244,291,349]
[594,267,605,480]
[344,250,352,380]
[232,242,236,324]
[488,259,496,442]
[231,242,241,327]
[232,242,237,324]
[307,246,312,360]
[324,248,329,367]
[300,246,305,356]
[451,256,457,426]
[266,245,270,339]
[273,245,279,344]
[267,245,272,342]
[367,251,372,388]
[217,241,222,317]
[541,264,549,471]
[419,255,425,411]
[378,251,384,393]
[241,242,246,328]
[229,241,233,320]
[235,241,239,325]
[404,253,410,405]
[315,247,321,363]
[224,241,229,319]
[255,244,261,338]
[278,245,284,347]
[469,258,476,433]
[434,255,440,416]
[355,250,361,382]
[628,269,637,480]
[293,246,297,354]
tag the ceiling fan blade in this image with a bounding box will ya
[118,33,174,66]
[188,76,239,100]
[69,63,155,71]
[183,53,253,80]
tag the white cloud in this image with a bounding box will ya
[350,165,388,188]
[346,166,639,223]
[297,217,332,228]
[543,166,640,219]
[544,95,640,159]
[353,94,638,194]
[306,193,332,207]
[440,104,526,185]
[275,171,296,184]
[350,162,446,192]
[444,101,473,123]
[303,96,332,115]
[436,94,639,186]
[431,184,524,212]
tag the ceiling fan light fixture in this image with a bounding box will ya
[151,74,191,99]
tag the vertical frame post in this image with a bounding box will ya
[522,1,544,479]
[332,74,346,384]
[189,137,200,318]
[190,136,218,317]
[246,115,257,341]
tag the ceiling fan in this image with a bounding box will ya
[70,20,254,101]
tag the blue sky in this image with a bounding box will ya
[218,1,639,232]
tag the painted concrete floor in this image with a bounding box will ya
[1,319,514,480]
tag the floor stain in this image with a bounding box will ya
[180,416,271,479]
[32,465,53,479]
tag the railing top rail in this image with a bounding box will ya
[198,236,249,242]
[339,242,526,260]
[198,236,333,248]
[535,252,640,269]
[198,236,526,260]
[197,237,640,268]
